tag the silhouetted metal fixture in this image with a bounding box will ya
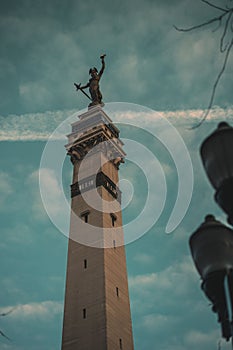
[190,215,233,341]
[200,122,233,225]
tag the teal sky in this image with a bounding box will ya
[0,0,233,116]
[0,1,233,350]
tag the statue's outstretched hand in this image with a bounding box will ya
[74,83,81,90]
[100,54,106,60]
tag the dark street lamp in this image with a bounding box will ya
[200,122,233,225]
[189,121,233,342]
[189,215,233,341]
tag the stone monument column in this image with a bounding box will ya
[61,105,134,350]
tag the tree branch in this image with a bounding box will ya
[174,1,233,128]
[220,11,232,52]
[174,12,228,32]
[201,0,228,13]
[0,329,10,341]
[212,18,222,32]
[0,307,17,317]
[190,39,233,129]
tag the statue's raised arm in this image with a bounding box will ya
[74,54,106,107]
[98,54,106,79]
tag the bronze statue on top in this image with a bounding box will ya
[74,54,106,107]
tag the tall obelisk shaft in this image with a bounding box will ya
[61,106,134,350]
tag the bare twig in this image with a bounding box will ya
[212,18,222,32]
[0,307,17,341]
[174,1,233,128]
[220,11,232,52]
[201,0,228,12]
[174,13,228,32]
[0,307,17,317]
[0,329,10,341]
[191,39,233,129]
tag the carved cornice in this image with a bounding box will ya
[66,107,126,168]
[67,125,125,167]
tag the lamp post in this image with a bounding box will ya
[200,122,233,225]
[189,215,233,341]
[189,122,233,342]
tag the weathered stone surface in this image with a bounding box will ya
[61,107,134,350]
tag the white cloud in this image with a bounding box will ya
[26,170,49,222]
[27,168,68,224]
[129,255,197,294]
[142,313,177,332]
[0,106,232,141]
[133,253,154,264]
[38,168,68,217]
[130,272,160,288]
[0,301,63,320]
[130,256,221,349]
[184,329,219,348]
[19,82,50,109]
[129,255,201,319]
[0,109,77,141]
